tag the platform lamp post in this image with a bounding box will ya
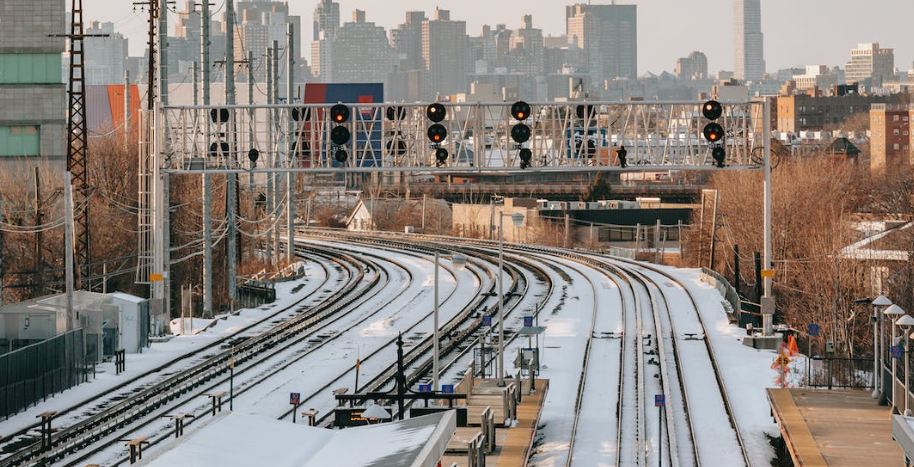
[433,251,467,390]
[896,314,914,415]
[871,295,892,398]
[497,212,525,386]
[887,305,907,410]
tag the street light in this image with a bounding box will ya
[897,313,914,415]
[362,404,391,425]
[497,211,525,386]
[872,295,892,398]
[433,251,467,390]
[886,305,906,410]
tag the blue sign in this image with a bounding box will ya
[442,384,455,394]
[655,394,665,407]
[892,345,903,359]
[418,384,432,392]
[807,323,820,337]
[482,315,492,327]
[524,316,534,327]
[290,392,301,405]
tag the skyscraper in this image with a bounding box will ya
[510,15,544,76]
[84,22,128,85]
[566,3,637,86]
[332,10,394,84]
[311,0,340,80]
[312,0,340,41]
[734,0,765,81]
[846,43,895,87]
[422,8,469,99]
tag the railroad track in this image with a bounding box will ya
[0,246,375,467]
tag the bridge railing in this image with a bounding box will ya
[159,101,766,173]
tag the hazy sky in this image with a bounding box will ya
[86,0,913,75]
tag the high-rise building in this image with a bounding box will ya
[84,22,128,85]
[311,0,339,80]
[870,104,913,173]
[332,10,393,84]
[846,43,894,87]
[233,1,302,83]
[566,3,637,87]
[734,0,765,81]
[675,51,708,80]
[422,8,469,99]
[0,0,66,166]
[510,15,544,76]
[312,0,340,41]
[390,11,427,72]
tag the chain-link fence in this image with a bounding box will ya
[0,329,87,419]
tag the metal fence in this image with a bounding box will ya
[0,329,88,419]
[806,357,874,390]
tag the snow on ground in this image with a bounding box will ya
[0,261,329,438]
[663,266,779,466]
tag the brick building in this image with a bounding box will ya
[776,92,898,132]
[870,104,913,173]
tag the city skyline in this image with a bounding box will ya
[85,0,914,75]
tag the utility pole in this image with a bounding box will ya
[34,168,43,297]
[225,0,237,305]
[247,50,255,214]
[272,39,281,262]
[192,61,199,105]
[124,70,131,152]
[55,0,110,289]
[200,0,213,317]
[0,197,3,307]
[64,173,76,329]
[265,45,275,266]
[285,23,296,261]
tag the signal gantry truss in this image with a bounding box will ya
[157,100,769,173]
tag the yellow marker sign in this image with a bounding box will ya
[149,273,163,282]
[775,353,790,366]
[761,269,775,279]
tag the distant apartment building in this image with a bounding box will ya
[0,0,66,165]
[84,22,128,85]
[846,43,894,87]
[310,0,339,80]
[509,15,544,76]
[675,51,708,80]
[422,8,470,100]
[776,93,897,132]
[331,10,393,84]
[566,3,637,86]
[390,11,426,72]
[734,0,766,81]
[793,65,837,93]
[870,104,913,172]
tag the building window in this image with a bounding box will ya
[894,115,900,121]
[894,144,901,150]
[895,129,901,135]
[0,125,41,156]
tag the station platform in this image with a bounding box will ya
[768,388,903,466]
[441,377,548,467]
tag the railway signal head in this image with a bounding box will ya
[712,146,726,168]
[386,106,406,121]
[330,104,350,123]
[210,108,230,124]
[575,104,595,121]
[330,126,351,146]
[428,123,448,143]
[247,148,259,163]
[519,148,532,169]
[617,145,628,168]
[427,103,446,123]
[291,107,311,122]
[435,147,449,165]
[702,100,723,121]
[511,124,531,144]
[334,148,348,163]
[703,122,724,143]
[511,101,531,121]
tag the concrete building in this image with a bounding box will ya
[83,22,128,85]
[675,51,708,80]
[310,0,339,80]
[234,1,302,82]
[793,65,837,93]
[0,0,67,167]
[846,43,895,88]
[391,11,427,73]
[331,11,393,84]
[566,3,637,87]
[734,0,766,81]
[776,93,897,132]
[422,8,470,99]
[509,15,544,76]
[870,104,913,173]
